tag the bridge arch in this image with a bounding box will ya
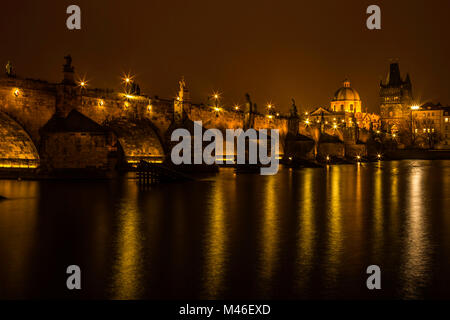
[0,111,40,168]
[105,117,165,164]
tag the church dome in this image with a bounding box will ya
[332,80,360,101]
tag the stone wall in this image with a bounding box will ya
[317,142,345,159]
[39,132,117,170]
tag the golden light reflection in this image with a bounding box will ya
[111,184,144,299]
[259,175,279,295]
[400,165,432,298]
[203,179,229,298]
[295,169,315,290]
[389,162,400,237]
[325,166,343,285]
[372,164,384,259]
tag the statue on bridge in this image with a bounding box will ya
[245,93,253,113]
[244,93,255,130]
[5,61,15,77]
[63,55,74,72]
[179,76,186,93]
[290,98,299,118]
[177,76,189,102]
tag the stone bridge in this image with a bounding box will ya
[0,60,291,171]
[0,58,376,173]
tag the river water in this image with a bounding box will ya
[0,160,449,299]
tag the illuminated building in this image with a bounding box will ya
[308,79,380,130]
[411,102,450,149]
[379,62,413,133]
[331,79,362,113]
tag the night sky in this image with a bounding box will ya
[1,0,449,113]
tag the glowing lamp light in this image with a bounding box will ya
[267,115,273,119]
[147,105,152,111]
[356,155,361,161]
[305,119,310,125]
[377,154,382,159]
[411,105,420,110]
[326,155,330,161]
[392,133,397,138]
[376,130,380,134]
[122,73,134,85]
[13,89,20,97]
[234,105,240,110]
[333,124,338,129]
[288,157,293,161]
[276,113,280,117]
[267,104,272,109]
[124,102,130,108]
[99,99,104,106]
[214,107,220,112]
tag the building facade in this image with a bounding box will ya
[411,102,450,149]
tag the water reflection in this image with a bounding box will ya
[259,175,279,296]
[0,161,449,299]
[202,178,228,298]
[110,183,144,299]
[295,169,316,291]
[0,180,38,298]
[400,164,432,298]
[372,163,384,259]
[325,166,343,287]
